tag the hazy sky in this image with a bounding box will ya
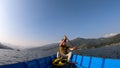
[0,0,120,47]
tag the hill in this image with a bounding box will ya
[71,34,120,50]
[29,33,120,59]
[79,43,120,59]
[0,42,13,50]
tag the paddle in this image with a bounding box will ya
[64,35,80,54]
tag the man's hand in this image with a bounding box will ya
[69,47,77,51]
[72,47,77,50]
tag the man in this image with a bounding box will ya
[57,35,76,62]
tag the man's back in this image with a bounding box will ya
[59,45,69,55]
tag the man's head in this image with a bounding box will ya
[63,35,67,40]
[61,39,67,42]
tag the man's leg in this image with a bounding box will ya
[57,52,67,58]
[57,52,59,58]
[66,52,72,62]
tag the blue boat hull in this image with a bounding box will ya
[0,54,120,68]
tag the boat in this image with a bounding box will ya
[0,54,120,68]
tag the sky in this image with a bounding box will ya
[0,0,120,47]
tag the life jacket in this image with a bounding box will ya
[52,57,67,66]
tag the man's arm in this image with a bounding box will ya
[59,39,65,46]
[69,47,77,51]
[59,35,68,46]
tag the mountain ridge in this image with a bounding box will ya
[27,33,120,59]
[27,33,120,50]
[0,42,13,50]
